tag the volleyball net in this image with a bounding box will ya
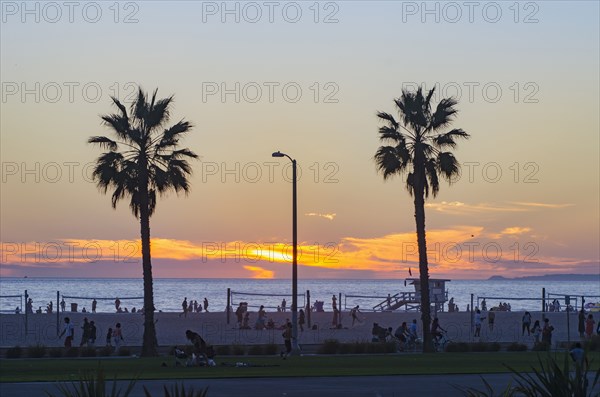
[230,290,306,311]
[60,294,144,313]
[0,294,23,313]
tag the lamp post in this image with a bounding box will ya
[271,150,299,354]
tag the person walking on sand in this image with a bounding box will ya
[92,299,97,313]
[281,298,287,312]
[106,327,113,347]
[488,309,495,331]
[542,318,554,346]
[203,297,209,313]
[280,320,292,359]
[474,309,485,337]
[80,317,91,347]
[531,320,541,343]
[235,303,244,326]
[579,308,586,338]
[522,311,532,336]
[180,297,188,318]
[299,309,305,332]
[114,298,121,312]
[585,314,596,339]
[59,317,74,348]
[60,297,66,312]
[88,321,97,346]
[113,322,124,349]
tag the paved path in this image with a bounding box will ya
[0,374,535,397]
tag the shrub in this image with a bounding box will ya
[117,347,131,357]
[317,339,340,354]
[584,335,600,352]
[531,342,549,352]
[248,345,263,355]
[27,344,46,358]
[352,342,366,354]
[144,384,209,397]
[80,346,97,357]
[506,342,527,352]
[215,345,231,356]
[6,346,23,359]
[49,347,64,358]
[338,343,353,354]
[487,342,501,352]
[445,342,461,353]
[65,347,80,357]
[471,342,488,352]
[47,366,136,397]
[264,343,278,355]
[98,346,113,357]
[231,344,245,355]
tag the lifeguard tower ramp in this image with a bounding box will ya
[373,278,450,312]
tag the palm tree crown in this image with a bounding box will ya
[375,87,469,194]
[89,88,197,215]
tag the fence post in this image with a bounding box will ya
[24,289,28,338]
[226,288,231,325]
[306,290,311,328]
[542,288,546,312]
[470,293,474,342]
[56,291,60,336]
[338,292,342,326]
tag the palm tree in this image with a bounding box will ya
[88,88,197,356]
[374,87,469,352]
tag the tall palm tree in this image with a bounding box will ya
[88,88,197,356]
[374,87,469,352]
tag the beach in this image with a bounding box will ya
[0,309,590,349]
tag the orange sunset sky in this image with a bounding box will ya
[1,2,599,279]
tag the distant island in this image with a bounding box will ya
[488,274,598,281]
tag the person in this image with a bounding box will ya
[569,342,588,370]
[60,297,66,312]
[26,298,33,314]
[92,299,97,313]
[80,317,91,347]
[474,309,485,337]
[372,322,384,342]
[531,320,541,343]
[350,305,363,326]
[332,295,339,327]
[82,307,87,313]
[113,322,124,349]
[59,317,75,348]
[47,301,53,314]
[106,327,113,346]
[542,318,554,346]
[409,319,418,342]
[578,308,586,338]
[185,329,209,364]
[431,317,445,342]
[522,311,532,336]
[203,298,209,313]
[299,309,305,332]
[585,314,595,339]
[386,294,392,309]
[255,305,266,330]
[115,298,121,312]
[180,297,188,318]
[394,322,409,350]
[242,312,251,329]
[481,299,487,311]
[14,306,21,314]
[88,321,97,346]
[281,298,287,312]
[280,320,292,359]
[235,303,244,326]
[488,309,495,331]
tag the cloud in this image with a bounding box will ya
[243,265,274,279]
[500,227,532,236]
[425,201,574,215]
[305,212,336,220]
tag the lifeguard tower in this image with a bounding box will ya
[373,278,450,312]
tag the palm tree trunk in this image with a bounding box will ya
[139,168,158,357]
[413,162,433,353]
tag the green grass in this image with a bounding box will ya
[2,352,598,382]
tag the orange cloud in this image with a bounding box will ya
[243,265,274,279]
[305,212,336,220]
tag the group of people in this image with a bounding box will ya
[58,316,124,350]
[578,309,598,339]
[179,297,209,317]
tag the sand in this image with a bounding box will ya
[0,309,587,349]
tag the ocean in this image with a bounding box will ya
[0,277,598,314]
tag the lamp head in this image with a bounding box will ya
[272,151,284,158]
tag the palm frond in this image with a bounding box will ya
[430,97,458,130]
[376,112,399,130]
[88,136,118,151]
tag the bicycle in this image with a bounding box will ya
[433,331,451,352]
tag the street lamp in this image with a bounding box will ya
[271,150,299,354]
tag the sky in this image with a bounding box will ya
[1,1,599,280]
